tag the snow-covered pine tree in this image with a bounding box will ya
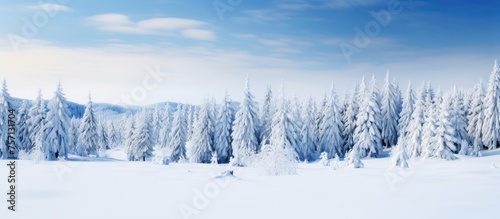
[77,93,99,157]
[213,91,234,163]
[352,77,366,146]
[151,105,162,145]
[124,116,135,151]
[315,93,327,152]
[189,100,214,163]
[319,84,344,158]
[168,104,188,162]
[394,78,403,117]
[259,84,299,175]
[43,82,71,160]
[406,83,426,158]
[342,84,359,154]
[231,79,260,166]
[290,96,304,160]
[158,103,172,148]
[421,89,439,158]
[208,97,217,145]
[98,122,109,154]
[16,100,31,153]
[0,79,12,159]
[128,110,154,161]
[107,121,120,148]
[186,105,195,140]
[434,94,458,160]
[347,146,364,168]
[300,97,317,161]
[449,87,470,152]
[398,81,415,140]
[27,89,46,152]
[68,118,80,153]
[259,84,274,145]
[391,141,409,168]
[467,81,484,156]
[353,76,383,158]
[482,60,500,150]
[381,72,400,148]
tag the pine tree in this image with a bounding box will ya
[406,83,426,158]
[300,97,317,161]
[391,141,409,168]
[128,111,154,161]
[43,82,71,160]
[259,85,274,145]
[77,93,99,157]
[231,79,260,166]
[0,79,12,159]
[482,60,500,150]
[27,89,46,152]
[16,100,31,153]
[315,93,328,152]
[290,96,304,160]
[68,118,80,153]
[151,105,162,145]
[449,87,470,152]
[214,92,234,163]
[353,76,383,158]
[158,103,172,148]
[319,84,344,158]
[347,146,364,168]
[124,116,135,151]
[342,84,359,153]
[467,82,484,156]
[186,105,195,140]
[189,100,214,163]
[381,72,400,148]
[98,123,109,152]
[262,84,299,174]
[434,94,458,160]
[168,104,188,162]
[107,122,120,148]
[208,97,217,145]
[421,90,439,158]
[398,81,415,140]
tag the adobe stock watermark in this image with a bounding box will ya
[339,0,404,63]
[7,0,71,53]
[178,170,238,219]
[52,160,81,183]
[384,158,424,192]
[113,65,169,106]
[213,0,243,21]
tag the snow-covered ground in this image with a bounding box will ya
[1,148,500,219]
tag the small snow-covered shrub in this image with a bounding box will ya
[319,152,330,167]
[256,144,297,176]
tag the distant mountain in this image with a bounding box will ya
[8,97,183,119]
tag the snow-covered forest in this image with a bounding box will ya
[1,61,500,171]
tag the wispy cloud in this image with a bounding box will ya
[86,13,216,41]
[277,0,385,10]
[27,3,72,12]
[233,9,295,24]
[234,33,311,54]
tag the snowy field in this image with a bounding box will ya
[1,148,500,219]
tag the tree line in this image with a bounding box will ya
[0,61,499,169]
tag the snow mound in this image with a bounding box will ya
[212,170,235,179]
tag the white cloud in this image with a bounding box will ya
[86,13,216,41]
[181,29,216,41]
[277,0,384,10]
[28,3,71,12]
[0,39,494,107]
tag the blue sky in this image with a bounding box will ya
[0,0,499,105]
